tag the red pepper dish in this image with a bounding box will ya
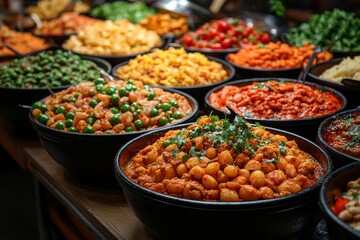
[123,115,323,202]
[208,80,343,120]
[177,18,270,50]
[322,111,360,158]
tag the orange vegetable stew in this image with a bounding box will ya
[0,26,50,57]
[208,80,343,120]
[227,42,332,69]
[123,115,323,202]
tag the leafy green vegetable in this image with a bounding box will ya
[285,9,360,52]
[269,0,286,17]
[90,1,155,23]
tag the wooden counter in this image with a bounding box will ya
[0,121,152,240]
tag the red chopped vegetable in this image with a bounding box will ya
[333,196,350,215]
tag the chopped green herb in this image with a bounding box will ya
[265,158,280,163]
[279,141,286,155]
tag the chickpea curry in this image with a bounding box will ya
[123,115,323,202]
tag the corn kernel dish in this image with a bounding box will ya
[114,47,229,87]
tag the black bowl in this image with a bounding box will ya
[115,122,333,240]
[204,78,347,141]
[112,55,235,108]
[0,54,112,137]
[29,87,199,186]
[319,162,360,240]
[33,32,74,46]
[307,57,360,109]
[317,108,360,169]
[63,39,164,67]
[225,53,301,79]
[151,0,213,29]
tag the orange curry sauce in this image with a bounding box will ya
[209,80,342,120]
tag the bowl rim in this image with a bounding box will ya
[319,161,360,238]
[0,53,112,91]
[29,86,199,137]
[308,57,360,91]
[112,55,236,90]
[317,107,360,163]
[62,38,165,59]
[115,121,333,209]
[225,53,302,72]
[204,77,348,124]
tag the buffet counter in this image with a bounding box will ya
[0,120,152,240]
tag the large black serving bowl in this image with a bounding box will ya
[64,39,165,67]
[307,57,360,109]
[0,55,112,137]
[29,88,199,186]
[317,108,360,169]
[204,78,347,141]
[319,162,360,240]
[225,53,301,79]
[114,122,333,240]
[112,55,235,108]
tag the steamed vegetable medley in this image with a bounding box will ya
[31,80,193,134]
[0,50,102,88]
[332,177,360,231]
[123,115,323,202]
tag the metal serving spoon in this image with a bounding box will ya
[297,36,339,82]
[341,78,360,88]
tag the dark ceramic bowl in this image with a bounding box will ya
[115,122,333,240]
[151,0,213,29]
[307,57,360,109]
[33,32,74,46]
[63,39,164,67]
[0,54,112,137]
[225,53,301,79]
[180,44,240,60]
[319,162,360,240]
[112,55,235,108]
[317,108,360,169]
[204,78,347,141]
[29,88,199,186]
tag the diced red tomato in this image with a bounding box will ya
[210,43,222,50]
[260,32,271,43]
[221,38,232,48]
[177,18,270,49]
[333,197,350,215]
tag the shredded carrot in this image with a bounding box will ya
[228,41,332,69]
